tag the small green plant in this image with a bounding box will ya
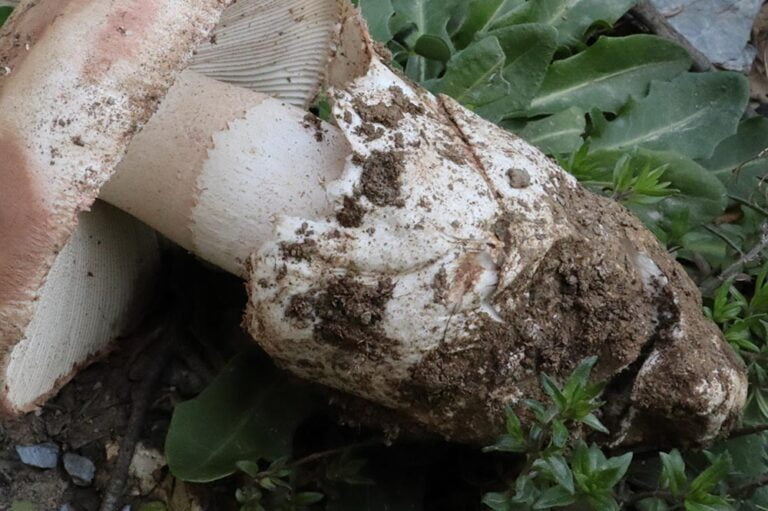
[481,357,632,510]
[235,458,324,511]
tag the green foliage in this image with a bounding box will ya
[514,107,585,155]
[590,72,749,160]
[235,458,324,511]
[165,350,319,482]
[526,35,691,116]
[0,6,12,27]
[482,357,625,510]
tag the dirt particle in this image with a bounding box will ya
[336,195,367,228]
[438,144,467,165]
[71,135,85,147]
[355,122,385,141]
[280,239,317,261]
[358,150,405,207]
[302,113,325,142]
[507,168,531,188]
[286,277,398,361]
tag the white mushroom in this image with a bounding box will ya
[93,2,746,446]
[0,0,230,412]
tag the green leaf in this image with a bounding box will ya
[701,117,768,179]
[358,0,395,42]
[432,24,557,121]
[414,34,452,62]
[526,35,691,116]
[538,455,575,493]
[475,24,558,121]
[391,0,463,81]
[689,453,730,497]
[580,149,728,231]
[482,492,512,511]
[590,72,749,160]
[581,413,609,434]
[541,373,567,410]
[533,485,577,509]
[453,0,525,49]
[637,498,671,511]
[430,36,510,106]
[493,0,637,46]
[515,107,586,155]
[0,6,12,27]
[165,351,318,482]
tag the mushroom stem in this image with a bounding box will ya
[102,71,349,277]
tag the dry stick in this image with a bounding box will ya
[732,473,768,499]
[729,422,768,439]
[630,0,713,72]
[700,223,768,295]
[99,320,178,511]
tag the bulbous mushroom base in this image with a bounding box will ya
[244,16,747,447]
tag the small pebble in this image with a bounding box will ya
[63,453,96,486]
[16,442,59,469]
[507,168,531,188]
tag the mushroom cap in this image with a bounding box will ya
[244,9,747,447]
[3,201,159,413]
[0,0,229,412]
[190,0,344,107]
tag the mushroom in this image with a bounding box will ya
[92,2,746,446]
[0,0,231,412]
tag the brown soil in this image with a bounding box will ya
[285,276,398,362]
[357,150,406,207]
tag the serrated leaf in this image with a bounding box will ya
[429,36,510,106]
[492,0,636,46]
[701,117,768,178]
[358,0,395,42]
[590,72,749,160]
[165,351,318,483]
[526,35,691,116]
[474,23,558,121]
[453,0,525,49]
[433,24,557,121]
[414,34,452,61]
[516,107,585,154]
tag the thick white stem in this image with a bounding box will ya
[103,71,350,276]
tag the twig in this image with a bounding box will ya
[98,320,178,511]
[729,422,768,439]
[629,0,713,72]
[732,473,768,499]
[700,223,768,295]
[288,439,383,469]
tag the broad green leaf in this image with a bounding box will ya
[699,117,768,203]
[430,36,510,106]
[579,149,728,231]
[516,107,585,155]
[482,492,512,511]
[526,35,691,116]
[0,6,12,27]
[475,24,558,121]
[590,72,749,160]
[660,450,688,496]
[493,0,637,46]
[391,0,463,81]
[358,0,395,43]
[165,351,318,482]
[432,24,557,121]
[453,0,525,49]
[414,34,452,62]
[701,117,768,178]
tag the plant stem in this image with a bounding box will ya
[729,422,768,439]
[701,223,768,295]
[288,439,383,469]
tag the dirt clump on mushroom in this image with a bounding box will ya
[357,150,405,207]
[286,276,398,362]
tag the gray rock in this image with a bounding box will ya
[651,0,762,71]
[63,452,96,486]
[15,442,59,469]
